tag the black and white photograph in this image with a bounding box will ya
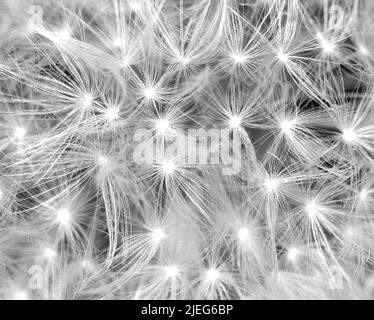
[0,0,373,306]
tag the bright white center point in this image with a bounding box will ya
[121,57,130,68]
[113,37,122,47]
[237,228,249,242]
[56,208,71,226]
[162,160,176,175]
[178,55,190,65]
[322,42,336,54]
[14,127,26,141]
[229,115,241,129]
[280,119,295,136]
[164,265,179,278]
[317,33,335,54]
[277,50,289,63]
[97,155,109,167]
[156,119,170,135]
[342,128,357,143]
[151,228,166,242]
[206,268,220,282]
[105,107,119,122]
[231,53,247,64]
[144,87,157,100]
[264,178,279,193]
[305,201,319,219]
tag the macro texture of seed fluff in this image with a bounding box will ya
[0,0,374,300]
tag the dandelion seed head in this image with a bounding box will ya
[206,268,220,282]
[121,57,130,68]
[322,42,336,54]
[230,53,247,64]
[113,37,122,47]
[237,228,249,242]
[97,155,109,168]
[342,128,358,143]
[104,107,120,122]
[280,119,295,136]
[317,33,335,54]
[155,118,170,135]
[277,50,289,63]
[14,127,26,141]
[162,160,176,175]
[56,208,71,226]
[229,115,241,129]
[305,201,319,219]
[151,228,166,242]
[143,87,157,100]
[264,178,279,193]
[177,55,190,65]
[164,265,179,278]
